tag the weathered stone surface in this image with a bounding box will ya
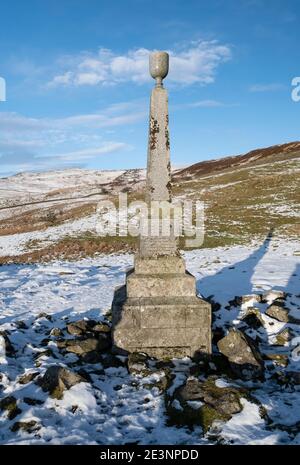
[15,320,28,330]
[142,369,173,393]
[111,51,211,358]
[242,294,262,305]
[50,328,63,337]
[67,319,95,336]
[113,294,211,358]
[166,376,246,433]
[262,290,287,303]
[127,352,152,375]
[0,396,21,420]
[265,302,290,322]
[217,329,264,380]
[39,365,86,399]
[263,353,289,367]
[23,397,44,406]
[240,307,264,329]
[65,338,99,355]
[275,328,295,346]
[36,312,52,321]
[18,371,39,385]
[11,420,40,433]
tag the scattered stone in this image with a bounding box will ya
[66,319,96,336]
[262,290,287,303]
[39,365,86,399]
[228,296,242,308]
[101,353,126,369]
[242,294,262,305]
[23,397,44,406]
[92,323,111,333]
[0,396,21,420]
[15,321,28,330]
[275,328,295,346]
[0,331,15,356]
[240,307,264,330]
[265,302,291,323]
[66,337,109,355]
[50,328,63,337]
[217,329,264,380]
[11,420,40,433]
[142,369,173,393]
[18,371,39,385]
[34,349,55,366]
[81,351,103,364]
[263,353,289,367]
[166,376,246,433]
[127,352,152,376]
[37,312,52,321]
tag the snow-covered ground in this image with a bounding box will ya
[0,237,300,444]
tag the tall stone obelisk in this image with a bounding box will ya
[112,51,211,359]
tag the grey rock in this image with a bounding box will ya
[166,376,246,433]
[217,329,264,380]
[265,302,290,322]
[127,352,152,375]
[18,371,39,385]
[275,328,295,346]
[240,307,264,330]
[0,396,21,420]
[50,328,63,337]
[11,420,40,433]
[23,397,43,406]
[66,319,96,336]
[39,365,86,399]
[66,335,110,355]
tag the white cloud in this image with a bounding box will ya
[47,41,231,88]
[187,99,239,108]
[249,83,286,92]
[53,143,130,161]
[0,101,140,175]
[188,99,226,107]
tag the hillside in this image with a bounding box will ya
[0,141,299,262]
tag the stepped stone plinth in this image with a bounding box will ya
[111,51,211,359]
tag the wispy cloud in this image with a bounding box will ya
[187,99,238,108]
[249,83,286,92]
[47,40,232,88]
[0,101,141,175]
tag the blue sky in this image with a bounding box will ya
[0,0,300,177]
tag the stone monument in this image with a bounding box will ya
[111,51,211,359]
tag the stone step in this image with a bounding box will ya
[126,271,196,298]
[134,255,185,274]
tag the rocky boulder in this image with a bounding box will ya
[265,301,291,322]
[166,376,247,433]
[0,396,21,420]
[217,328,264,380]
[39,365,86,399]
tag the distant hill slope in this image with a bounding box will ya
[0,141,299,262]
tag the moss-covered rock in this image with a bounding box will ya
[166,375,247,433]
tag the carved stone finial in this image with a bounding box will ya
[149,51,169,87]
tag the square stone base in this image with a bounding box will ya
[112,284,211,359]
